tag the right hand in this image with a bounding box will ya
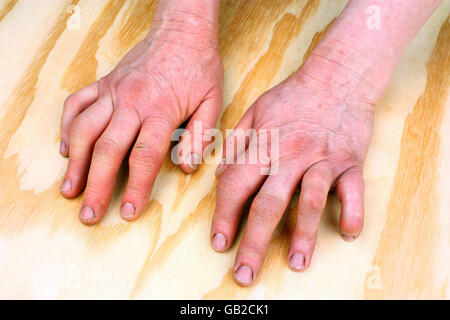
[60,12,223,225]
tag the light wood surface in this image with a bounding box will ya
[0,0,448,299]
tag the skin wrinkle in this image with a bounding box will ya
[210,0,444,287]
[0,0,436,296]
[60,0,224,227]
[204,10,338,292]
[0,0,445,299]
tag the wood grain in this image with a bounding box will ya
[0,0,448,299]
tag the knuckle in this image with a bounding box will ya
[302,190,325,213]
[343,190,361,203]
[238,243,265,261]
[213,207,237,227]
[116,78,148,112]
[70,116,89,138]
[293,229,317,243]
[130,143,160,168]
[117,77,147,96]
[64,93,78,109]
[146,126,168,152]
[86,185,104,199]
[94,135,121,158]
[250,194,283,225]
[85,184,110,206]
[217,171,257,199]
[86,197,108,213]
[308,167,329,182]
[128,179,152,196]
[217,172,243,193]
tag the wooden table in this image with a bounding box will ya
[0,0,448,299]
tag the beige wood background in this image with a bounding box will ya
[0,0,448,299]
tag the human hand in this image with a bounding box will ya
[211,55,375,286]
[60,4,223,225]
[210,0,442,287]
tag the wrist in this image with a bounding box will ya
[294,0,443,106]
[147,0,221,49]
[293,38,395,106]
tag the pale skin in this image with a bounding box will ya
[60,0,442,286]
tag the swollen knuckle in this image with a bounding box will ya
[217,172,243,193]
[70,117,89,138]
[130,144,159,168]
[86,185,104,199]
[94,135,121,157]
[128,179,152,195]
[118,78,147,96]
[343,191,361,203]
[64,93,78,109]
[146,129,166,153]
[251,194,283,224]
[85,187,110,208]
[215,189,245,216]
[294,229,317,243]
[302,191,324,212]
[308,168,328,182]
[69,118,82,136]
[253,194,283,213]
[213,208,237,226]
[239,244,264,260]
[116,79,148,110]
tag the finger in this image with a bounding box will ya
[60,83,99,157]
[120,117,175,221]
[178,94,222,173]
[80,109,141,225]
[288,162,334,272]
[211,142,267,254]
[215,108,255,176]
[233,166,302,286]
[336,167,365,241]
[61,97,113,198]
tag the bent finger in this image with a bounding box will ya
[336,167,365,241]
[121,117,175,221]
[215,108,255,176]
[61,96,113,198]
[178,94,223,173]
[211,143,267,253]
[288,162,334,271]
[80,109,140,225]
[60,83,99,156]
[234,165,302,286]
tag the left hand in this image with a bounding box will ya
[211,56,375,286]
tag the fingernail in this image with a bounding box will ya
[121,202,135,219]
[289,252,305,270]
[60,179,71,193]
[212,233,227,251]
[80,206,95,221]
[60,141,67,155]
[342,234,357,242]
[187,153,201,170]
[215,158,226,175]
[234,265,253,285]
